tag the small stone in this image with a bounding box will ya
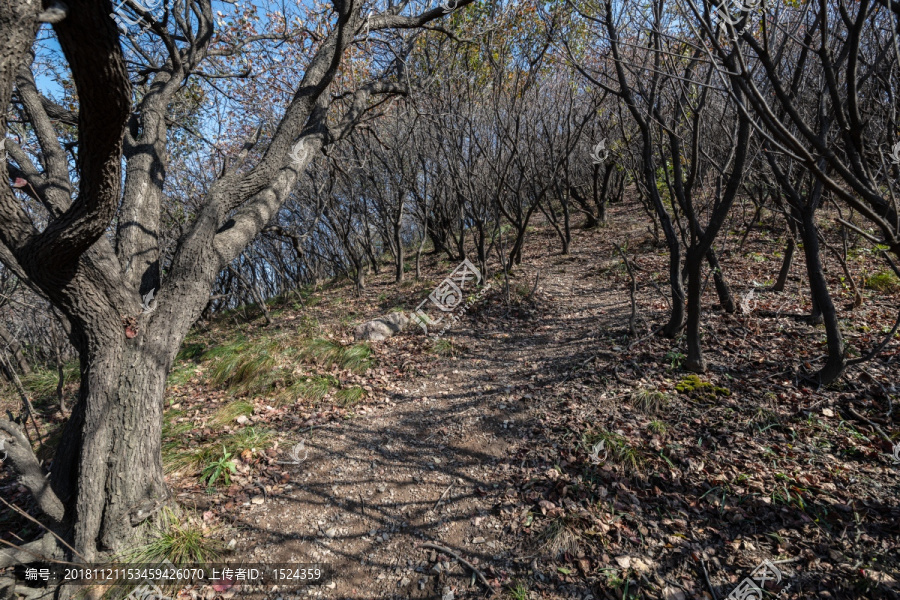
[472,537,485,544]
[325,582,336,589]
[236,415,249,425]
[431,564,442,575]
[441,587,454,600]
[251,496,264,505]
[325,527,337,538]
[615,555,631,569]
[226,538,237,550]
[377,484,387,493]
[399,577,411,587]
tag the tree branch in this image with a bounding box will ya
[0,419,64,524]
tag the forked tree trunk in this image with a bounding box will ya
[48,291,203,557]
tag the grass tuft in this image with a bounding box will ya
[582,429,643,470]
[125,506,225,565]
[212,400,254,424]
[297,338,372,373]
[536,516,581,558]
[223,426,274,455]
[629,387,669,415]
[865,270,900,292]
[430,338,458,357]
[335,386,365,408]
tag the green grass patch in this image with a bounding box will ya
[167,364,197,387]
[212,400,254,424]
[629,388,669,415]
[283,375,339,404]
[21,362,79,400]
[582,430,643,470]
[297,338,372,373]
[125,506,225,565]
[335,386,365,408]
[176,342,207,361]
[222,426,274,455]
[647,420,668,435]
[865,270,900,292]
[430,338,458,357]
[207,338,281,394]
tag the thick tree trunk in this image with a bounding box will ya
[48,298,196,557]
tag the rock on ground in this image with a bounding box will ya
[353,312,409,341]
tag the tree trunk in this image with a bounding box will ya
[773,237,795,292]
[798,207,845,384]
[684,247,705,372]
[49,310,187,558]
[0,322,31,377]
[393,222,403,283]
[706,247,735,313]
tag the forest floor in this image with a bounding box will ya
[3,196,900,600]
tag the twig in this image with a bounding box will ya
[626,325,664,351]
[0,497,85,562]
[696,557,718,600]
[420,542,493,593]
[0,351,45,455]
[847,307,900,366]
[433,484,453,511]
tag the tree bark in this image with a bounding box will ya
[799,207,846,384]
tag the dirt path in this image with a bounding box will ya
[156,199,900,600]
[231,225,641,600]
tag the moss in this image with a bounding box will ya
[675,374,731,400]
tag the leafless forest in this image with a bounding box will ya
[1,0,899,598]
